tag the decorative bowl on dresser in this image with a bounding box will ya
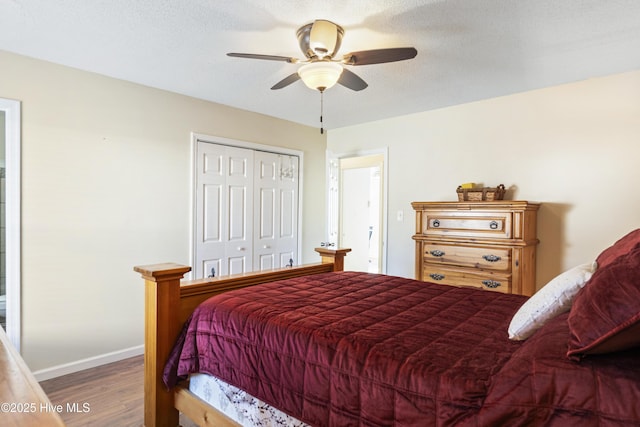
[412,201,540,296]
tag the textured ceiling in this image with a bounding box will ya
[2,0,640,130]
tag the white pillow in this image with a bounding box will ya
[508,261,597,340]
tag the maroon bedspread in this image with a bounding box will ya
[164,271,640,426]
[477,312,640,426]
[164,272,526,426]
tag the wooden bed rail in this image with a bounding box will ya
[134,247,350,427]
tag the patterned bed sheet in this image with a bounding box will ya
[189,373,308,427]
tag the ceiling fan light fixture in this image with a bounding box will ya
[298,61,343,92]
[309,20,342,58]
[297,20,344,59]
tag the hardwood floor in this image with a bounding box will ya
[40,355,198,427]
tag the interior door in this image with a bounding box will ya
[336,153,386,273]
[341,166,375,271]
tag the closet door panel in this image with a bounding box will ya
[275,155,299,266]
[227,185,248,241]
[202,259,221,279]
[203,184,222,242]
[195,143,227,278]
[280,188,295,238]
[258,253,275,270]
[227,256,246,275]
[253,152,278,270]
[224,147,253,274]
[279,251,295,268]
[259,188,276,239]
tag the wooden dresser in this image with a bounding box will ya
[412,201,540,296]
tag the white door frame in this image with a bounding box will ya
[190,133,304,278]
[1,98,21,350]
[327,147,388,273]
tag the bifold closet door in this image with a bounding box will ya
[253,152,299,270]
[194,143,253,278]
[194,141,299,279]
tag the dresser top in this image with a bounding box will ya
[411,200,540,210]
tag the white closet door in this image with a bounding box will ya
[253,151,277,270]
[194,142,253,278]
[195,140,299,278]
[253,152,299,270]
[195,142,225,279]
[275,154,299,268]
[225,146,254,275]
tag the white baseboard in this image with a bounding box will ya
[33,344,144,382]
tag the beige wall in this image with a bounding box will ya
[0,50,327,371]
[329,69,640,287]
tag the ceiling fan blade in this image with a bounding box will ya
[342,47,417,66]
[271,73,301,90]
[227,53,298,63]
[338,68,368,91]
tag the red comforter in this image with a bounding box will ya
[163,272,640,426]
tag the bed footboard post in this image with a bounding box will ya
[314,247,351,271]
[134,263,192,427]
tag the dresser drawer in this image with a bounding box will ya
[423,244,511,271]
[421,210,512,239]
[423,265,511,293]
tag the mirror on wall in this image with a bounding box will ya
[0,98,21,350]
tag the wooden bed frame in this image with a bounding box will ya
[134,247,350,427]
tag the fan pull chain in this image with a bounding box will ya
[320,90,324,134]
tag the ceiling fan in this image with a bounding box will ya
[227,19,418,93]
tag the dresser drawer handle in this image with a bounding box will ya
[482,254,501,262]
[482,279,501,288]
[489,221,499,230]
[432,219,441,228]
[429,250,445,257]
[429,273,445,281]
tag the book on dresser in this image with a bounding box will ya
[411,201,540,296]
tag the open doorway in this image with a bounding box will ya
[328,151,387,273]
[0,98,21,350]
